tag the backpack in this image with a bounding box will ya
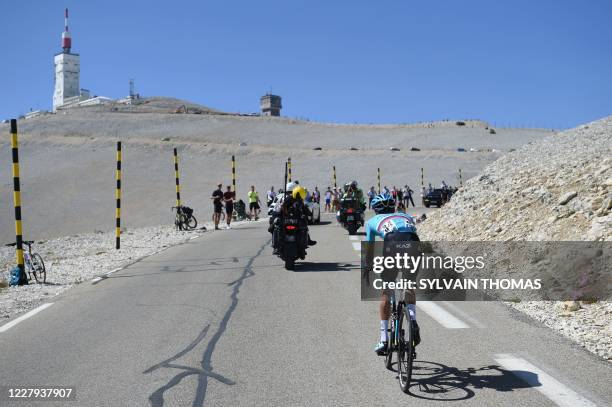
[182,206,193,217]
[9,267,22,286]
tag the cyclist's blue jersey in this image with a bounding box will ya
[365,213,417,242]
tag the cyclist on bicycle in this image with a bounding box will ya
[366,192,421,356]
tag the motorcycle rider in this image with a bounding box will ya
[270,182,316,254]
[365,192,421,356]
[339,180,366,224]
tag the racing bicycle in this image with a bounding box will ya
[385,290,417,393]
[172,206,197,231]
[6,240,47,283]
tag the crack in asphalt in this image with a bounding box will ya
[144,237,270,407]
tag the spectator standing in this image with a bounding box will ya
[211,183,224,230]
[332,188,340,211]
[313,186,320,204]
[396,187,404,208]
[405,185,415,207]
[223,185,235,229]
[367,186,376,209]
[324,187,332,212]
[248,185,261,220]
[267,186,277,207]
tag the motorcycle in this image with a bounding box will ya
[275,208,308,270]
[337,198,364,235]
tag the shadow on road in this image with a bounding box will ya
[294,261,359,272]
[389,360,540,401]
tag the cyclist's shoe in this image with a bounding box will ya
[308,238,317,246]
[375,341,388,356]
[412,320,421,347]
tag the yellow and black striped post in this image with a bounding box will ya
[377,168,381,193]
[287,157,292,182]
[459,168,463,187]
[332,165,337,188]
[231,155,236,193]
[115,142,122,250]
[421,167,424,188]
[173,148,181,207]
[10,119,27,285]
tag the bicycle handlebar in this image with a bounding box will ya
[5,240,34,247]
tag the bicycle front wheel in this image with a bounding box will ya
[31,253,46,284]
[397,305,414,394]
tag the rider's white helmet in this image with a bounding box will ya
[286,181,297,192]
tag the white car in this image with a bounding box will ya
[266,194,321,224]
[305,200,321,224]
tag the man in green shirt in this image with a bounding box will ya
[247,185,261,220]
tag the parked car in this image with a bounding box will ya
[410,147,421,151]
[313,147,322,151]
[422,189,445,208]
[349,147,359,151]
[305,200,321,224]
[457,147,466,152]
[390,147,400,151]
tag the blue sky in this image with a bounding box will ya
[2,0,611,128]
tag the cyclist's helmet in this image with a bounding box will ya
[286,182,297,192]
[350,180,358,188]
[371,193,395,214]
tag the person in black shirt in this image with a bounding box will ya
[223,185,235,229]
[211,183,223,230]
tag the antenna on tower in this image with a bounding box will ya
[61,8,72,53]
[129,79,135,99]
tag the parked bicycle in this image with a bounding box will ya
[6,240,46,283]
[172,205,197,231]
[385,290,417,393]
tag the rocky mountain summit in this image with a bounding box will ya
[420,116,611,361]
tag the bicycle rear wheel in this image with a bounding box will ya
[186,215,197,230]
[31,253,46,284]
[397,305,414,394]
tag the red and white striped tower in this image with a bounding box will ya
[53,8,80,111]
[61,8,72,53]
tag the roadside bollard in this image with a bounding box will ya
[421,167,424,188]
[333,165,337,188]
[116,142,122,250]
[174,148,181,207]
[287,157,292,182]
[459,168,463,187]
[10,119,27,285]
[377,168,381,193]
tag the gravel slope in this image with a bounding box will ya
[420,116,612,361]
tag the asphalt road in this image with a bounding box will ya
[0,213,610,406]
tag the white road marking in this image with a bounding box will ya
[417,301,469,329]
[440,301,486,328]
[0,303,54,333]
[106,268,121,276]
[92,277,102,283]
[494,354,597,407]
[352,242,361,251]
[349,236,359,241]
